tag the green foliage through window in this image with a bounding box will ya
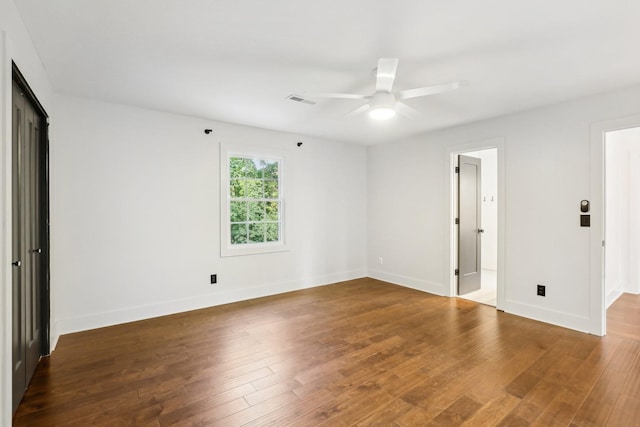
[229,156,280,245]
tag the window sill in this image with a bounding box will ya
[221,242,289,257]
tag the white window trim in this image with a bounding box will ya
[220,143,289,257]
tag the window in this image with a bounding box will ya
[229,156,280,244]
[221,146,287,256]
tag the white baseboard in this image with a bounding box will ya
[49,323,60,352]
[367,270,593,334]
[367,269,446,296]
[504,300,590,333]
[53,270,599,343]
[606,287,624,309]
[54,269,366,338]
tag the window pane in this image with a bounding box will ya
[245,179,263,198]
[231,223,247,244]
[230,201,247,222]
[230,179,245,198]
[231,157,256,178]
[248,202,265,221]
[263,161,278,179]
[264,180,278,199]
[255,159,269,176]
[243,158,259,178]
[248,223,265,243]
[265,223,279,242]
[229,157,245,178]
[265,201,279,220]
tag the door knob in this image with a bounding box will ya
[12,260,21,267]
[477,229,485,233]
[30,248,42,254]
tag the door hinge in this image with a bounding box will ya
[454,269,459,276]
[602,240,605,247]
[455,218,459,225]
[455,166,459,173]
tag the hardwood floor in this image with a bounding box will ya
[606,293,640,342]
[13,279,640,426]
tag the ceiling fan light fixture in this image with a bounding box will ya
[368,106,396,120]
[368,92,396,120]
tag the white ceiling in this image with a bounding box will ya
[14,0,640,145]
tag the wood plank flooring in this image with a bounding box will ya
[13,279,640,426]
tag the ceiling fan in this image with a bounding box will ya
[307,58,467,120]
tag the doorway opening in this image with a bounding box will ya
[604,127,640,309]
[453,147,498,307]
[11,63,50,415]
[590,115,640,336]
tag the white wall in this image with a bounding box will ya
[0,0,55,423]
[368,84,640,333]
[51,94,367,338]
[463,148,498,271]
[605,126,640,306]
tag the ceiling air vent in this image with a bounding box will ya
[286,94,316,105]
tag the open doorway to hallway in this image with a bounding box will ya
[455,148,498,307]
[604,127,640,311]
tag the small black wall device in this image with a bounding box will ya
[580,200,589,212]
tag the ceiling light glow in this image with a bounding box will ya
[369,106,396,120]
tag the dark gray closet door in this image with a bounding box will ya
[12,80,43,413]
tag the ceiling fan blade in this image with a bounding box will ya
[305,93,370,100]
[376,58,399,93]
[398,81,468,100]
[346,103,371,117]
[395,102,420,119]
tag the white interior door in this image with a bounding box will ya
[458,154,482,295]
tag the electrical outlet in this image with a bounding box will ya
[210,274,217,284]
[537,284,545,296]
[379,257,384,265]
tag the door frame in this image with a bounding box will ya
[590,114,640,336]
[446,137,506,310]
